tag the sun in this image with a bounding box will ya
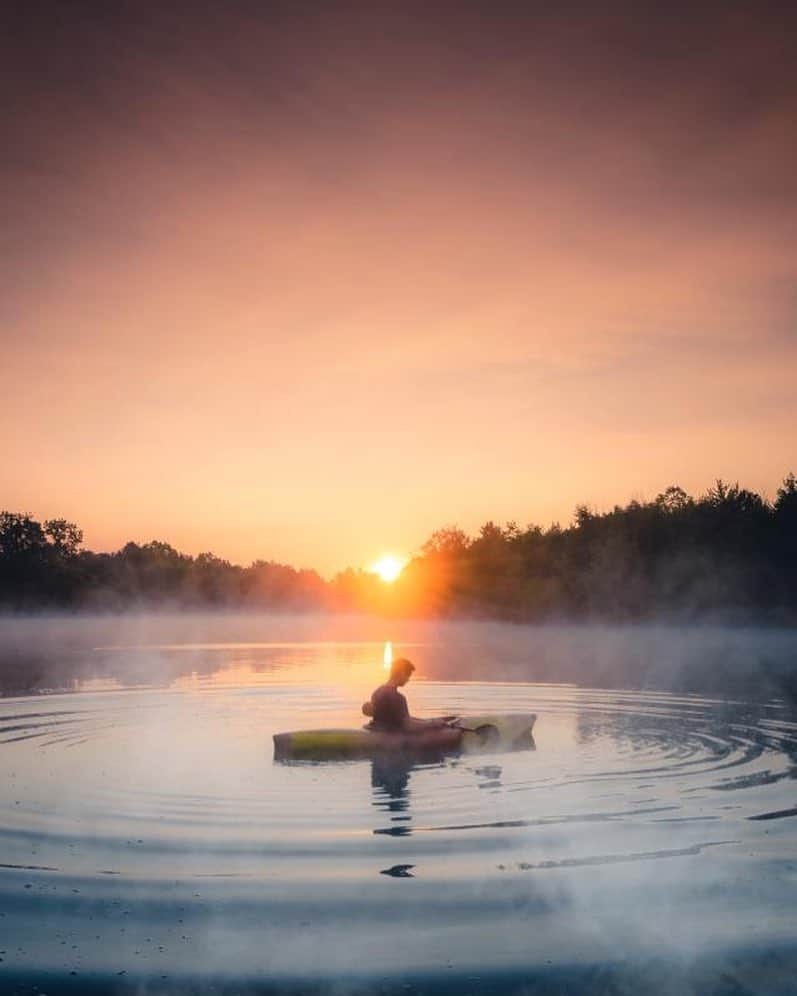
[370,554,407,583]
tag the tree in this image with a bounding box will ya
[421,526,470,558]
[0,512,47,558]
[775,472,797,516]
[44,519,83,557]
[0,512,50,604]
[655,486,691,514]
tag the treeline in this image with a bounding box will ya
[0,520,329,611]
[1,474,796,620]
[388,476,797,621]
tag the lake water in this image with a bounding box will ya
[1,615,796,994]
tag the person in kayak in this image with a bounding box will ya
[362,657,454,732]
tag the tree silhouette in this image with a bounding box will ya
[1,473,795,619]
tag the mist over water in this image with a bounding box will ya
[1,613,796,994]
[2,611,797,699]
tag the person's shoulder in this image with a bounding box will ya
[373,682,403,701]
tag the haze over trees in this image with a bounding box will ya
[1,475,795,622]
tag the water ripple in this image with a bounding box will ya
[1,649,797,989]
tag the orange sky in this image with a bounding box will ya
[2,4,795,575]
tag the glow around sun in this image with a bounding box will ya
[370,555,407,583]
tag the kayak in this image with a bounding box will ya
[273,713,536,761]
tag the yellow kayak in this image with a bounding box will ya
[273,713,536,761]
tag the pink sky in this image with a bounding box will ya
[2,4,795,575]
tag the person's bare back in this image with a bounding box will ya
[362,658,454,732]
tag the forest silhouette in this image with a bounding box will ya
[1,475,795,622]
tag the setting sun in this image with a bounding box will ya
[370,555,407,583]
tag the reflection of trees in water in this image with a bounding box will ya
[0,639,390,696]
[0,646,224,695]
[3,614,797,707]
[0,649,191,695]
[427,629,797,703]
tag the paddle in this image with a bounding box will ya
[448,718,499,745]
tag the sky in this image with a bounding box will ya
[2,1,796,576]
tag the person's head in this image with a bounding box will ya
[389,657,415,686]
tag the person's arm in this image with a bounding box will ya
[400,690,457,730]
[395,691,433,731]
[402,716,444,732]
[421,715,457,727]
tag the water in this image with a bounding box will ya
[1,617,796,994]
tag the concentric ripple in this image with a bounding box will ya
[1,641,797,991]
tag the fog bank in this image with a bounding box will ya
[0,612,795,701]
